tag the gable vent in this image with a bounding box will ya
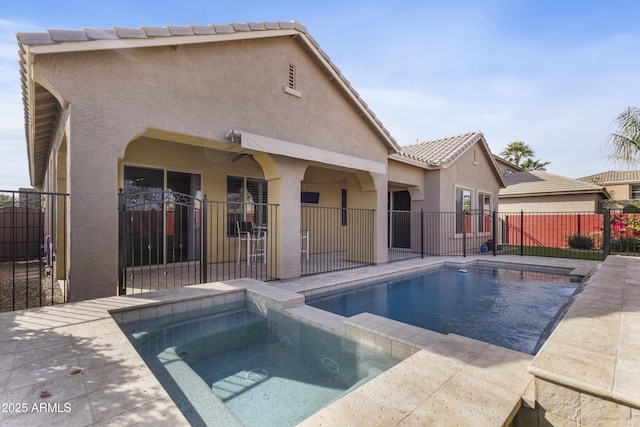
[288,64,296,89]
[284,63,301,98]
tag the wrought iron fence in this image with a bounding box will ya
[118,191,280,294]
[301,205,376,275]
[386,209,639,262]
[201,199,279,283]
[494,211,605,260]
[0,189,69,312]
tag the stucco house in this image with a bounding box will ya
[578,170,640,209]
[17,21,504,301]
[499,171,610,213]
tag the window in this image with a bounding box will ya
[478,193,491,233]
[632,185,640,200]
[227,176,268,236]
[455,188,471,234]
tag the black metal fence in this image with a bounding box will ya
[386,209,639,262]
[119,192,382,293]
[0,189,69,312]
[301,205,376,275]
[118,191,280,294]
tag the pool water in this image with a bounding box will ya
[307,265,581,355]
[124,306,399,427]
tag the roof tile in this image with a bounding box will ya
[166,26,195,36]
[230,22,251,32]
[277,21,297,30]
[114,26,148,39]
[141,26,172,37]
[248,22,267,31]
[82,27,119,40]
[48,29,90,42]
[188,24,217,35]
[16,32,55,45]
[211,24,235,34]
[263,22,281,30]
[291,21,307,33]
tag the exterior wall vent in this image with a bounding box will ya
[284,63,302,98]
[288,64,296,89]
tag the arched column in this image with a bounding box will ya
[256,155,308,279]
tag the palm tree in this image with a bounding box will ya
[606,107,640,166]
[520,158,550,171]
[500,141,534,167]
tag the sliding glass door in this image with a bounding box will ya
[123,166,201,266]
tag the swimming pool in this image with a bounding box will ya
[123,303,399,426]
[307,264,582,355]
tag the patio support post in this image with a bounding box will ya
[262,158,307,280]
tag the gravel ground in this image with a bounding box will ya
[0,260,65,312]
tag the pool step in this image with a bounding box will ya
[300,333,534,426]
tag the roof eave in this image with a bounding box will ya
[499,189,609,198]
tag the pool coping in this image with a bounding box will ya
[0,255,611,425]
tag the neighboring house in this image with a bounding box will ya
[17,21,403,301]
[577,170,640,208]
[499,171,610,213]
[493,155,522,177]
[389,131,506,254]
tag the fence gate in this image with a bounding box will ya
[118,189,202,295]
[0,190,69,312]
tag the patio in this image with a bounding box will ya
[2,255,635,425]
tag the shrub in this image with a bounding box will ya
[611,236,640,253]
[567,233,594,250]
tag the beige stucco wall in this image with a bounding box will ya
[605,183,632,200]
[498,194,602,213]
[386,142,502,255]
[434,145,501,212]
[33,36,392,300]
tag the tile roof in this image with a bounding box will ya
[395,131,484,168]
[15,21,309,46]
[577,170,640,184]
[16,21,400,185]
[500,171,609,197]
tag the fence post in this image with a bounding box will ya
[117,189,126,296]
[603,208,610,259]
[201,196,208,283]
[520,210,524,256]
[420,209,424,258]
[462,212,467,257]
[492,210,498,256]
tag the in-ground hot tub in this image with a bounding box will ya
[121,299,399,427]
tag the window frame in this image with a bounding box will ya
[455,187,472,235]
[226,175,268,237]
[477,192,492,234]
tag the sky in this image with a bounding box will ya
[1,0,640,189]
